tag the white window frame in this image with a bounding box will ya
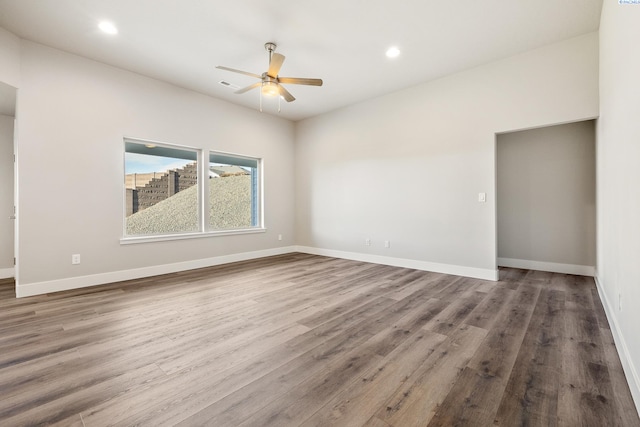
[121,138,265,245]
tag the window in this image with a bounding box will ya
[123,139,263,241]
[209,152,261,231]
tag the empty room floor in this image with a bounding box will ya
[0,253,638,426]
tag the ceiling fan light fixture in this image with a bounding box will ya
[261,81,280,97]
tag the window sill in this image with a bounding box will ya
[120,228,267,245]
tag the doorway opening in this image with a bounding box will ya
[496,120,596,276]
[0,81,17,283]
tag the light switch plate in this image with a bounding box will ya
[478,192,486,203]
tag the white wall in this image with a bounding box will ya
[15,41,296,295]
[0,27,20,88]
[0,114,14,277]
[597,0,640,412]
[295,33,599,279]
[497,121,596,275]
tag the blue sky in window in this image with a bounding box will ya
[125,153,192,174]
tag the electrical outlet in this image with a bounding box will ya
[71,254,81,265]
[278,234,283,241]
[365,238,371,246]
[384,240,390,248]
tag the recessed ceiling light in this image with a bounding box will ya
[98,21,118,35]
[386,46,401,59]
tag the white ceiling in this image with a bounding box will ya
[0,0,602,121]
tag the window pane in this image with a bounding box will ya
[209,152,260,231]
[125,141,199,236]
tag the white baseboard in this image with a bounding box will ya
[0,267,14,279]
[295,246,498,281]
[16,246,297,298]
[16,245,501,297]
[497,257,594,276]
[594,274,640,415]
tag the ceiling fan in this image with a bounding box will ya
[216,42,323,107]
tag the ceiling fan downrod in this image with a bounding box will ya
[265,42,277,64]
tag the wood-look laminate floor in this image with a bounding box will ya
[0,253,638,427]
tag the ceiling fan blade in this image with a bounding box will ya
[278,77,323,86]
[235,82,261,94]
[267,53,285,77]
[216,66,261,79]
[278,85,296,102]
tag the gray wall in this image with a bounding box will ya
[497,121,596,269]
[0,114,14,275]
